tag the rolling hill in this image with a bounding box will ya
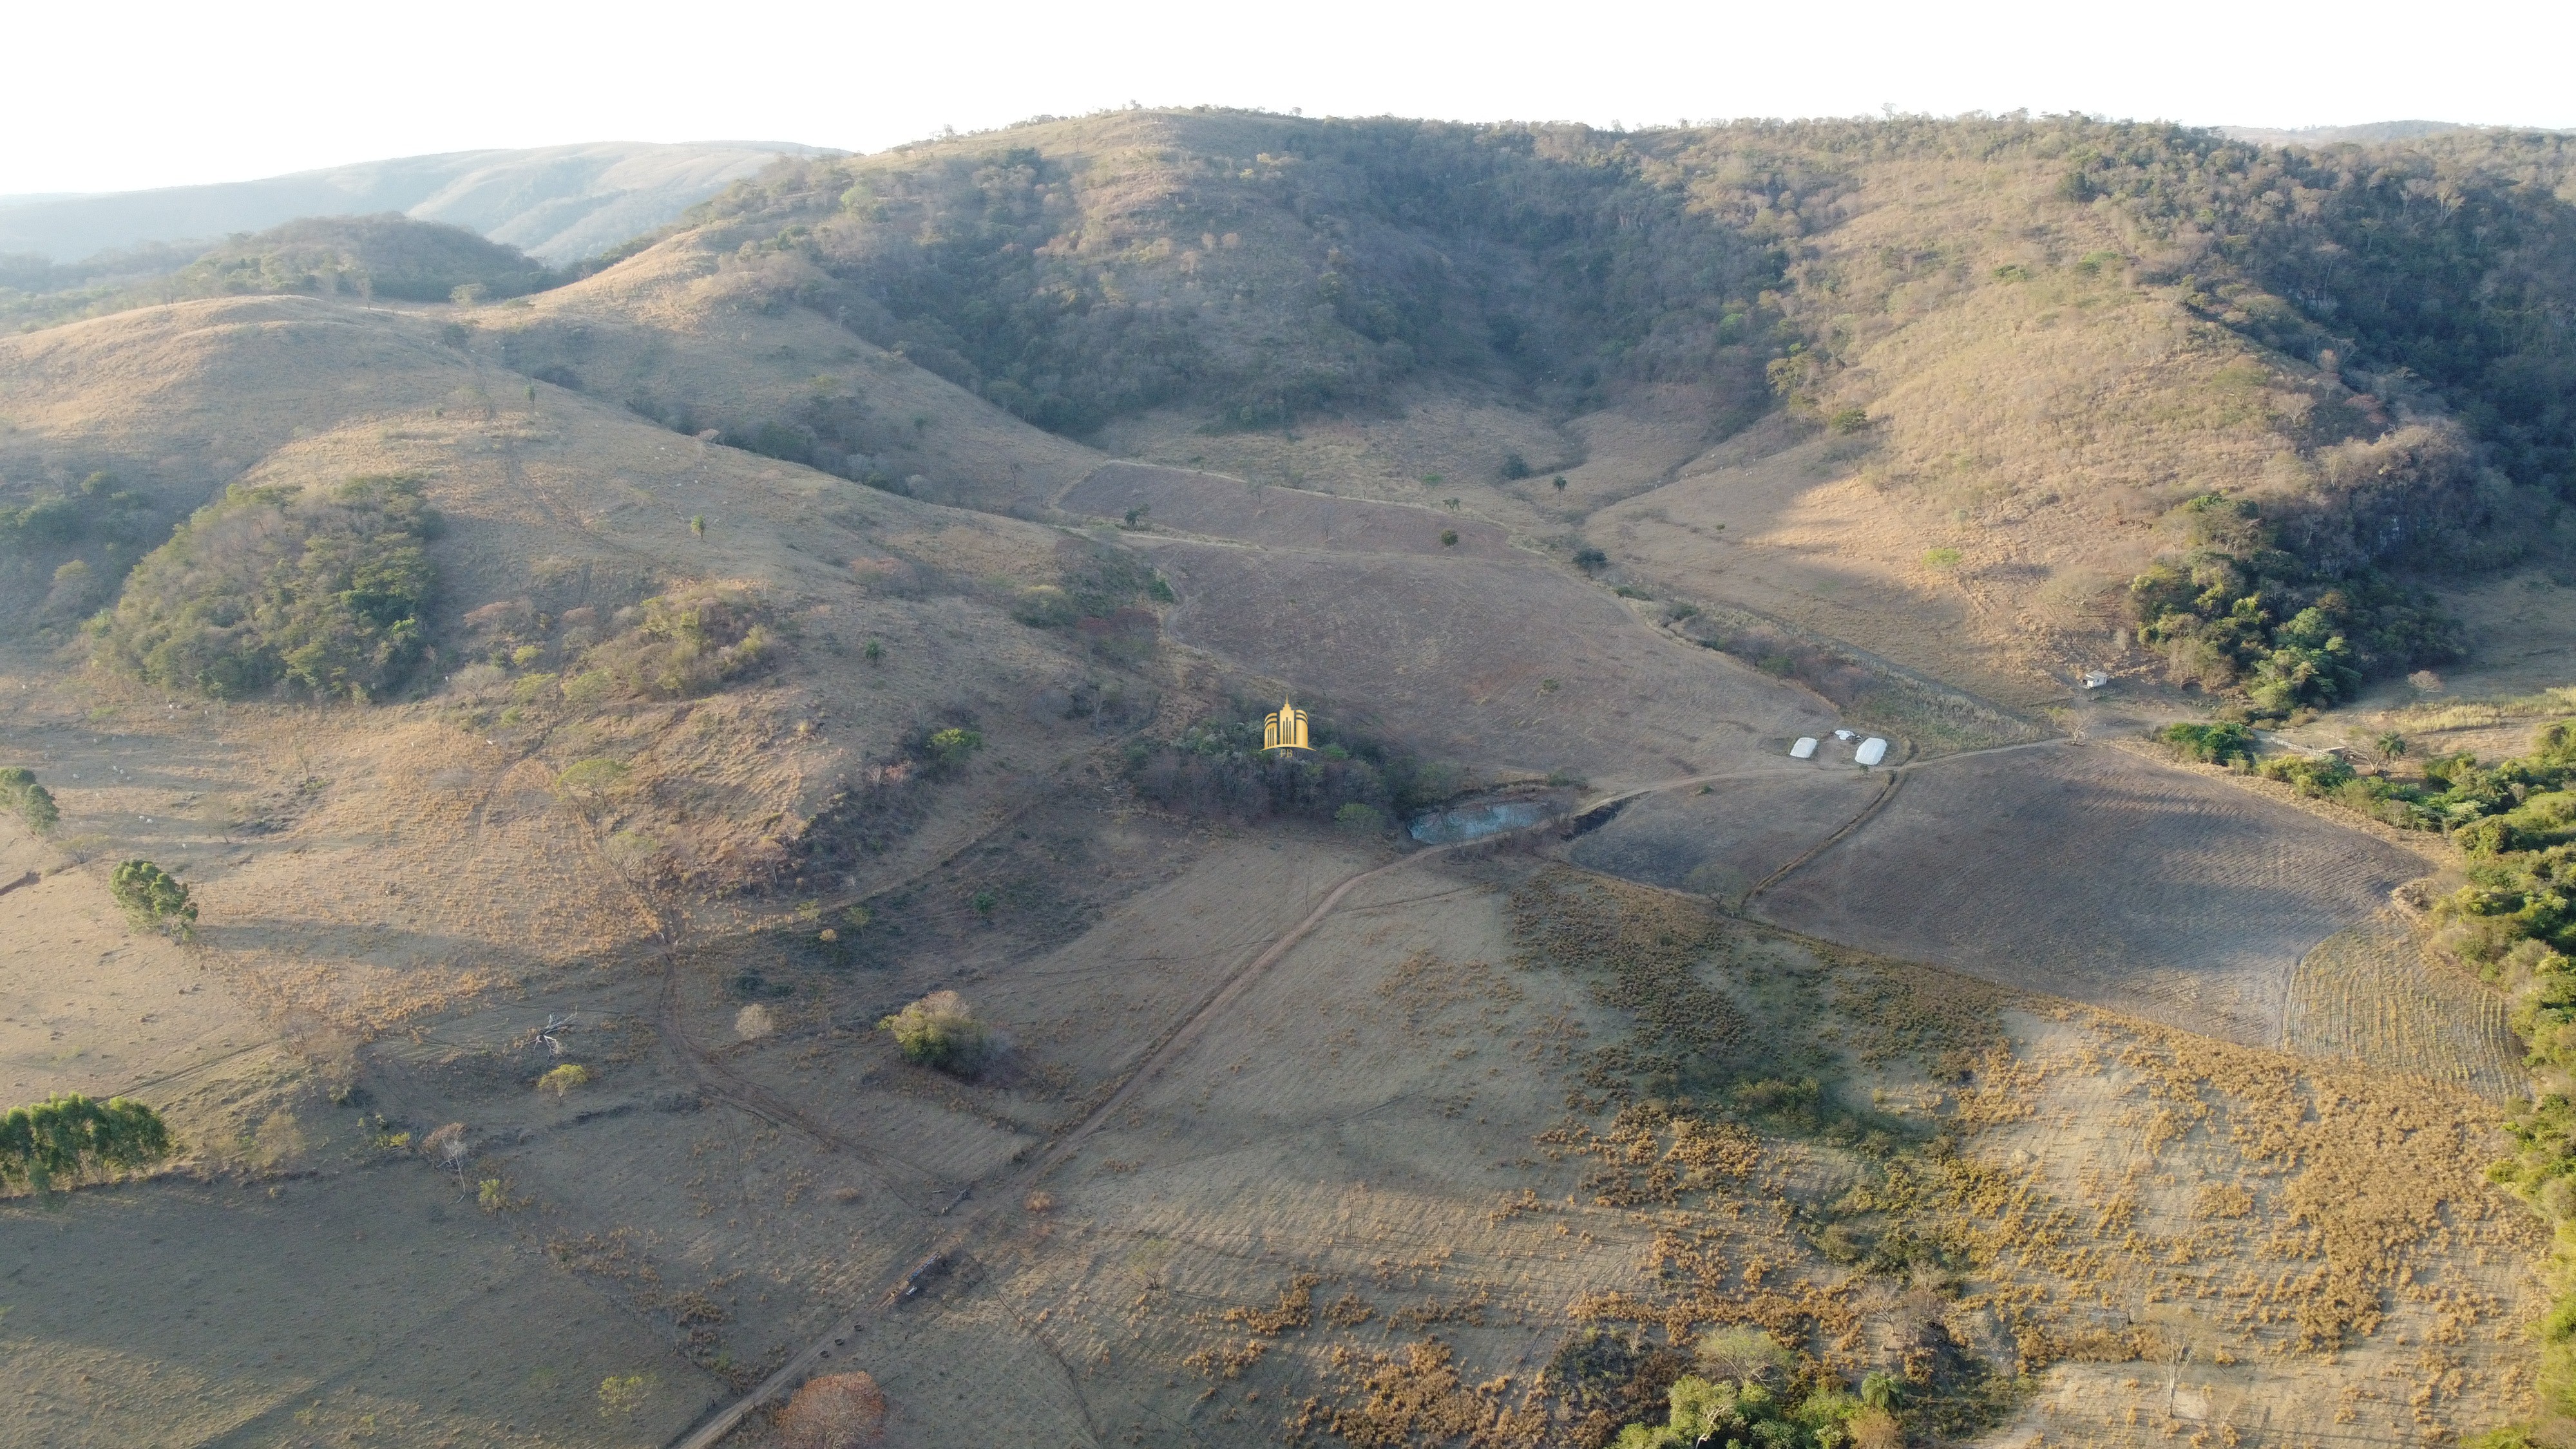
[3,110,2575,1449]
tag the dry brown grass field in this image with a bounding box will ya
[1756,743,2432,1046]
[0,108,2565,1449]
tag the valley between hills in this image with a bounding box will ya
[5,109,2576,1449]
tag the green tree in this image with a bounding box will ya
[0,767,58,832]
[924,727,983,772]
[109,860,195,934]
[555,758,629,800]
[0,1093,172,1195]
[878,990,990,1074]
[2158,721,2258,767]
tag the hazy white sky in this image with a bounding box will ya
[8,0,2570,196]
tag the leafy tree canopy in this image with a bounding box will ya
[0,1093,171,1195]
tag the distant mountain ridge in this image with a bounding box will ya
[2218,120,2485,146]
[0,141,837,264]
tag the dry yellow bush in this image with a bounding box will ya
[774,1371,886,1449]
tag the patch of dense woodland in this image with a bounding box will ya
[0,469,159,636]
[172,214,556,302]
[90,474,438,701]
[683,113,2576,477]
[684,115,1785,433]
[2054,128,2576,495]
[2128,492,2459,714]
[0,240,203,331]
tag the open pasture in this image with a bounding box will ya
[1149,540,1839,788]
[714,856,2545,1448]
[1757,742,2428,1045]
[1060,462,1516,558]
[1569,768,1885,903]
[0,1164,720,1449]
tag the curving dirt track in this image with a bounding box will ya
[1751,741,2430,1045]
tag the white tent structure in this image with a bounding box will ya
[1789,737,1818,759]
[1854,737,1889,766]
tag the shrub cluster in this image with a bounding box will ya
[1125,704,1457,826]
[1613,1370,1901,1449]
[2250,721,2576,837]
[90,475,437,701]
[1008,546,1171,665]
[2130,495,2458,715]
[0,471,149,553]
[568,584,776,700]
[878,990,989,1074]
[0,1093,171,1194]
[2157,720,2260,767]
[0,766,57,831]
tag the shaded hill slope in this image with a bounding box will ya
[663,109,2576,706]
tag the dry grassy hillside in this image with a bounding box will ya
[477,232,1102,514]
[1,108,2571,1449]
[667,111,2566,713]
[0,287,1210,1034]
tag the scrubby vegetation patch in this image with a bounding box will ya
[878,989,990,1074]
[1127,699,1456,826]
[0,1093,171,1195]
[0,766,58,831]
[91,474,437,701]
